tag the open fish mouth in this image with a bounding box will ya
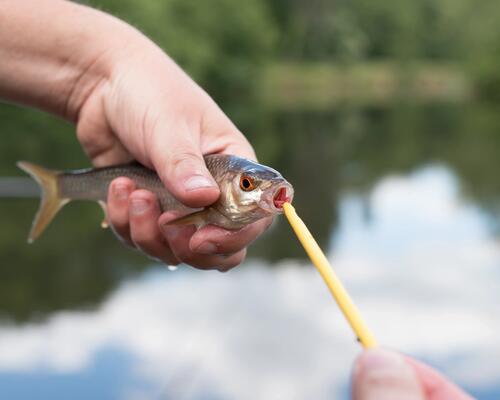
[272,184,294,210]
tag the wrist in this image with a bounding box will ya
[61,3,147,121]
[0,0,145,121]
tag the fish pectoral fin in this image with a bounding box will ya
[166,209,210,227]
[98,201,109,229]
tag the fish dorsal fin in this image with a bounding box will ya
[17,161,69,243]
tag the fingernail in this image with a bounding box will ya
[356,349,405,376]
[353,349,423,399]
[130,198,150,215]
[195,242,218,254]
[184,175,216,191]
[113,183,130,200]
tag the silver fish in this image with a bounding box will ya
[17,154,294,242]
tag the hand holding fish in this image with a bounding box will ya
[0,0,292,270]
[73,24,276,270]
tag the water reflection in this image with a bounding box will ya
[0,165,499,399]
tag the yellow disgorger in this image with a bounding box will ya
[283,202,377,349]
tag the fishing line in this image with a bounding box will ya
[283,202,377,349]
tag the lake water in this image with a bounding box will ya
[1,101,499,399]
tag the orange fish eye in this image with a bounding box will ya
[239,175,255,191]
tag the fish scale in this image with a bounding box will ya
[58,163,191,212]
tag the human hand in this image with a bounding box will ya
[352,348,474,400]
[0,0,271,270]
[72,14,272,270]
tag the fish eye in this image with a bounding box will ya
[239,175,255,191]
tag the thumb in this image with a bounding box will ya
[148,120,220,208]
[352,349,426,400]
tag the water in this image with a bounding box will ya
[1,101,500,399]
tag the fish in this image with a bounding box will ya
[17,154,294,243]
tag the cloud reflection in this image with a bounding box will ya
[0,165,499,399]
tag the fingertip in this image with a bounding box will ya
[107,177,136,244]
[169,171,220,208]
[128,191,180,265]
[159,155,220,208]
[129,190,156,216]
[352,349,425,400]
[109,177,135,200]
[179,184,220,208]
[184,174,217,192]
[354,349,406,374]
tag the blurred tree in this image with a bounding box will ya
[87,0,500,100]
[87,0,277,103]
[458,0,500,101]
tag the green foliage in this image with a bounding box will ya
[266,0,500,99]
[269,0,468,60]
[84,0,500,100]
[87,0,277,102]
[458,0,500,101]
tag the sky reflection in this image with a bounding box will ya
[0,164,499,399]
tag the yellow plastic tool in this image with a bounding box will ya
[283,202,377,349]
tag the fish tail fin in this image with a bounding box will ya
[17,161,69,243]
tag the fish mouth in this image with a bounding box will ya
[272,184,294,211]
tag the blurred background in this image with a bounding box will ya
[1,0,500,398]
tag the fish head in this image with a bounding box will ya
[214,157,294,227]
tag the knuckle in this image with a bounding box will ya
[108,206,129,226]
[134,242,163,260]
[76,127,96,149]
[163,257,180,266]
[110,226,134,248]
[109,216,128,233]
[177,251,197,265]
[176,250,215,269]
[218,242,245,255]
[130,227,158,247]
[167,150,203,171]
[218,251,246,271]
[136,238,179,266]
[232,252,246,266]
[218,262,237,272]
[141,105,161,142]
[109,212,130,231]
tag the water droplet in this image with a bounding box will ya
[167,265,178,271]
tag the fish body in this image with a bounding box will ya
[58,163,192,212]
[18,154,294,242]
